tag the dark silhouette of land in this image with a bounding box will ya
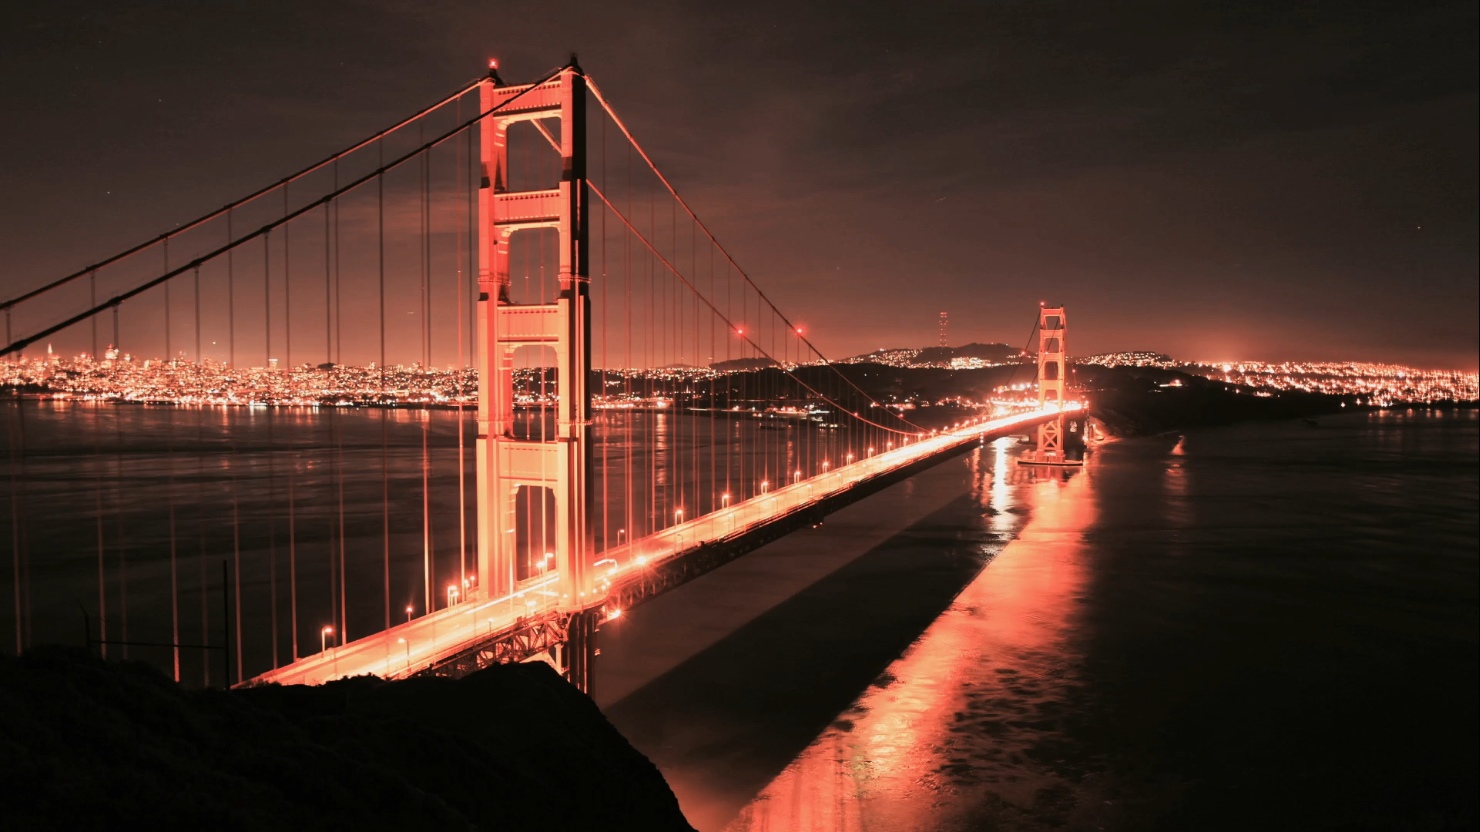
[0,648,695,831]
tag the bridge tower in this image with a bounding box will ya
[476,60,598,691]
[1025,305,1083,466]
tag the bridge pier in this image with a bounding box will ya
[564,609,599,697]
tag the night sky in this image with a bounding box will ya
[2,0,1475,368]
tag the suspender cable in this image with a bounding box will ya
[599,110,608,549]
[456,99,468,588]
[165,239,180,682]
[90,271,98,358]
[321,190,334,654]
[334,160,342,367]
[379,137,390,633]
[111,306,128,658]
[194,264,209,686]
[284,185,298,662]
[265,231,279,670]
[94,370,106,659]
[228,215,242,683]
[7,398,22,653]
[333,160,346,640]
[625,140,634,552]
[322,195,337,644]
[420,125,432,617]
[228,211,236,370]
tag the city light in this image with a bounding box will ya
[1081,353,1477,405]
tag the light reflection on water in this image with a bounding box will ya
[726,452,1095,832]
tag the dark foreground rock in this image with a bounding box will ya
[0,648,695,831]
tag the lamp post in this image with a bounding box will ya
[760,480,770,495]
[617,528,626,545]
[321,626,333,654]
[405,605,413,623]
[447,584,459,607]
[721,493,730,508]
[674,508,684,525]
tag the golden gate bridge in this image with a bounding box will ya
[0,58,1078,695]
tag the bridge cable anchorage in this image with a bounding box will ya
[586,76,925,435]
[1,65,566,358]
[0,78,487,314]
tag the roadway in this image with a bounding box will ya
[247,405,1074,687]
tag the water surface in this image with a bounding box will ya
[602,411,1479,831]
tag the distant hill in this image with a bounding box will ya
[845,342,1021,366]
[710,357,779,372]
[914,342,1020,365]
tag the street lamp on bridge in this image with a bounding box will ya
[321,626,334,654]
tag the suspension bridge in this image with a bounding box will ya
[0,59,1080,695]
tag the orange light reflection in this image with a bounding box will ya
[728,453,1096,832]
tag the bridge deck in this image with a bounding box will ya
[247,407,1071,687]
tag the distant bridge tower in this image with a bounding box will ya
[1023,305,1083,466]
[476,60,597,691]
[938,311,948,347]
